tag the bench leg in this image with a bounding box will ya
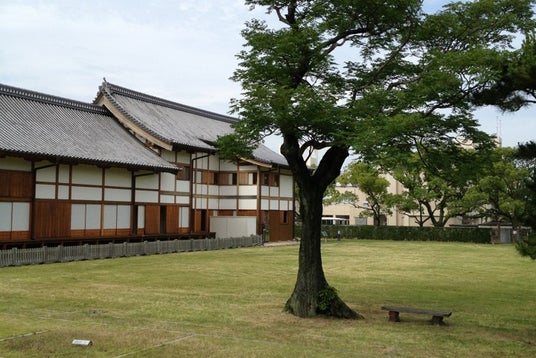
[431,316,446,326]
[387,311,400,322]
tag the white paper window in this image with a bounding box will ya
[86,205,101,229]
[117,205,130,229]
[0,202,13,231]
[103,205,117,229]
[71,204,101,230]
[0,202,30,232]
[71,204,86,230]
[179,207,189,228]
[137,206,145,229]
[12,203,30,231]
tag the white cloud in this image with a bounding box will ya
[0,0,534,149]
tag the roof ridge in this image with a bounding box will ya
[0,83,109,115]
[102,81,238,124]
[98,83,173,145]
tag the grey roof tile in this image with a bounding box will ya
[0,84,178,173]
[98,82,288,167]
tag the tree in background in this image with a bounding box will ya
[515,141,536,258]
[218,0,535,318]
[460,147,530,234]
[324,162,394,226]
[382,143,493,227]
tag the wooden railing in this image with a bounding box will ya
[0,236,263,267]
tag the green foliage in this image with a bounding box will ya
[329,161,395,226]
[473,33,536,111]
[516,234,536,259]
[317,285,339,313]
[296,224,492,244]
[219,0,536,316]
[516,141,536,229]
[461,147,531,225]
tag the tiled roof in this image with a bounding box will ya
[0,84,178,173]
[97,81,288,167]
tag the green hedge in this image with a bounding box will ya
[294,225,492,244]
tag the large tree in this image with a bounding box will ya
[218,0,535,318]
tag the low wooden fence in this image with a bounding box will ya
[0,236,263,267]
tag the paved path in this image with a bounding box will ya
[263,240,299,247]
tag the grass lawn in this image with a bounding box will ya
[0,240,535,357]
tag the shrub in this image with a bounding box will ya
[295,225,492,243]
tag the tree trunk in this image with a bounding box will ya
[282,139,364,319]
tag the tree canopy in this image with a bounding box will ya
[324,162,394,226]
[218,0,536,317]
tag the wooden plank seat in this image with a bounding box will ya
[381,305,452,325]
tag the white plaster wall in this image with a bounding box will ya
[195,198,207,209]
[160,195,175,203]
[219,161,236,171]
[194,184,208,195]
[210,216,257,239]
[280,175,293,197]
[0,157,31,171]
[72,165,102,185]
[176,180,189,192]
[208,185,219,196]
[239,199,257,210]
[58,165,70,183]
[35,184,55,199]
[176,151,190,164]
[104,188,131,202]
[209,155,219,171]
[58,185,69,200]
[208,198,219,209]
[160,172,176,191]
[194,155,209,170]
[219,199,237,210]
[72,187,102,201]
[161,149,176,162]
[219,186,237,196]
[135,190,159,203]
[176,195,190,205]
[105,168,131,187]
[239,186,257,196]
[136,174,159,189]
[36,166,56,183]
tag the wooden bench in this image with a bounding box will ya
[381,305,452,325]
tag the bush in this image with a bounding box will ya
[296,224,492,243]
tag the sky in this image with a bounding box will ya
[1,0,535,151]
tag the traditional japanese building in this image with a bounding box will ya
[0,82,293,247]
